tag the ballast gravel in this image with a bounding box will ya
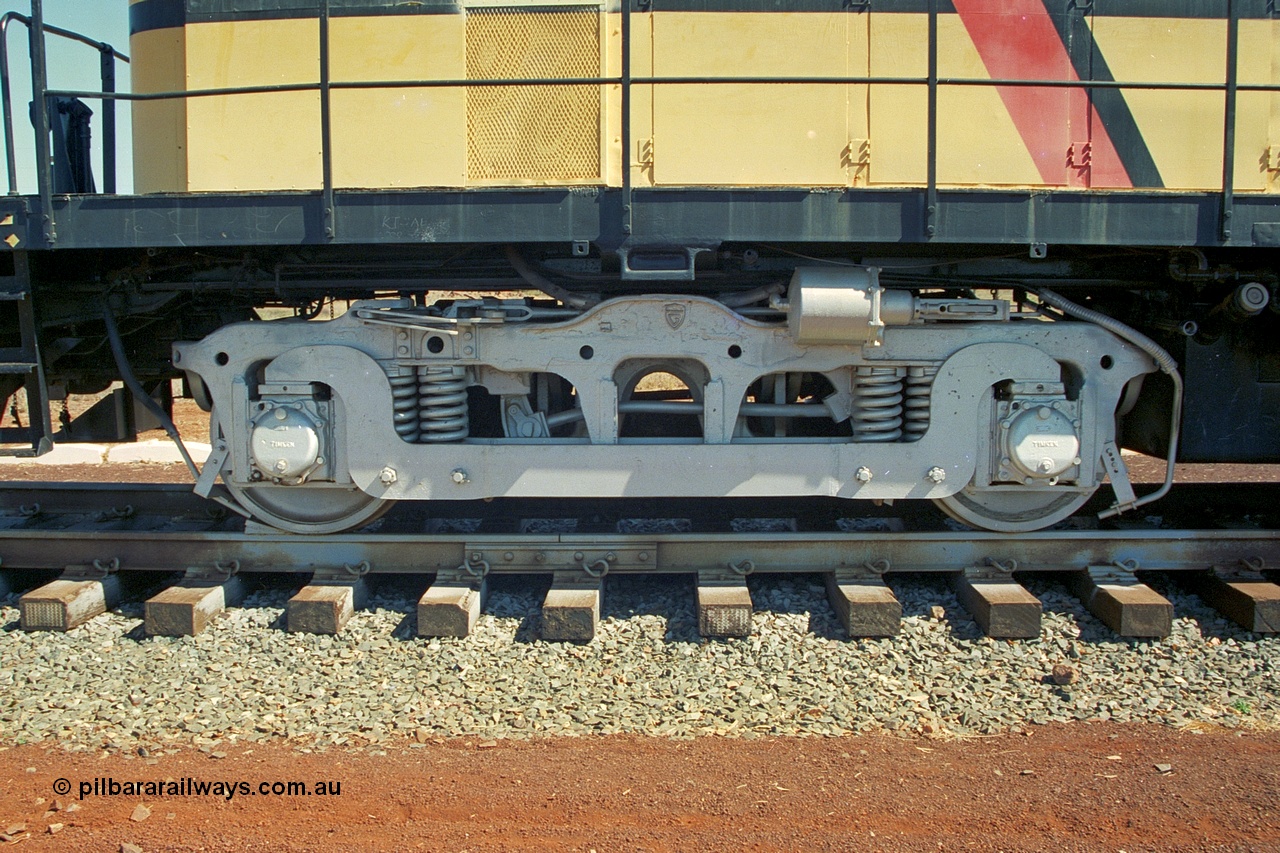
[0,573,1276,750]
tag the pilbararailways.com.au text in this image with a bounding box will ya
[55,777,342,802]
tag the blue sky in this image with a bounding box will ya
[6,2,132,192]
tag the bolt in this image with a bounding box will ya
[470,552,483,562]
[855,466,873,483]
[274,408,288,421]
[315,456,325,465]
[534,551,547,564]
[573,551,584,561]
[398,346,409,355]
[927,466,946,484]
[450,468,469,484]
[638,552,649,562]
[274,459,289,473]
[503,552,514,562]
[1038,458,1056,473]
[1038,406,1052,420]
[463,346,474,356]
[379,466,398,485]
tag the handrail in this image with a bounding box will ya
[0,7,129,197]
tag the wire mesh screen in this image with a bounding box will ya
[466,7,602,182]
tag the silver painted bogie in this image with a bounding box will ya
[173,279,1154,533]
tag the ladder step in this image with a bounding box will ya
[0,277,28,301]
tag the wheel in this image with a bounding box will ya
[934,486,1095,533]
[212,412,393,534]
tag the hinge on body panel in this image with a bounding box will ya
[1067,141,1091,169]
[844,138,870,186]
[636,138,653,173]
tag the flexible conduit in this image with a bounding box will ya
[1035,289,1182,519]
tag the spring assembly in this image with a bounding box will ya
[389,369,421,443]
[902,364,938,442]
[851,366,904,442]
[418,365,470,442]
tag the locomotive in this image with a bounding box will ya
[1,0,1277,534]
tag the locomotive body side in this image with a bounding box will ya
[126,1,1280,195]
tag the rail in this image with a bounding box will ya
[3,0,1275,247]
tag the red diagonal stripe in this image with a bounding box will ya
[951,0,1131,188]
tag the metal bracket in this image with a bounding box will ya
[65,557,120,580]
[464,542,654,574]
[1100,440,1138,510]
[194,440,229,499]
[963,557,1018,580]
[1211,556,1268,582]
[617,246,711,282]
[458,552,491,579]
[1084,559,1140,584]
[183,560,240,583]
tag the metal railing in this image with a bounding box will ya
[0,7,127,199]
[5,0,1277,246]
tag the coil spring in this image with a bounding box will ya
[852,366,904,442]
[902,365,938,443]
[418,365,470,442]
[389,370,420,443]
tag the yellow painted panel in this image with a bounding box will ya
[1092,16,1229,190]
[327,16,468,188]
[650,12,854,186]
[936,88,1044,187]
[186,92,322,191]
[185,19,319,88]
[603,13,624,188]
[868,14,1042,187]
[129,28,187,194]
[869,12,926,77]
[331,89,466,189]
[183,20,321,190]
[867,15,925,186]
[868,84,926,186]
[1120,89,1223,190]
[329,15,464,82]
[653,84,848,186]
[652,12,854,76]
[1091,17,1225,85]
[1237,20,1280,192]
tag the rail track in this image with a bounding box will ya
[1,482,1277,641]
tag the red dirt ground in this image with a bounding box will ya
[0,725,1276,852]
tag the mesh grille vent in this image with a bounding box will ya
[466,7,601,182]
